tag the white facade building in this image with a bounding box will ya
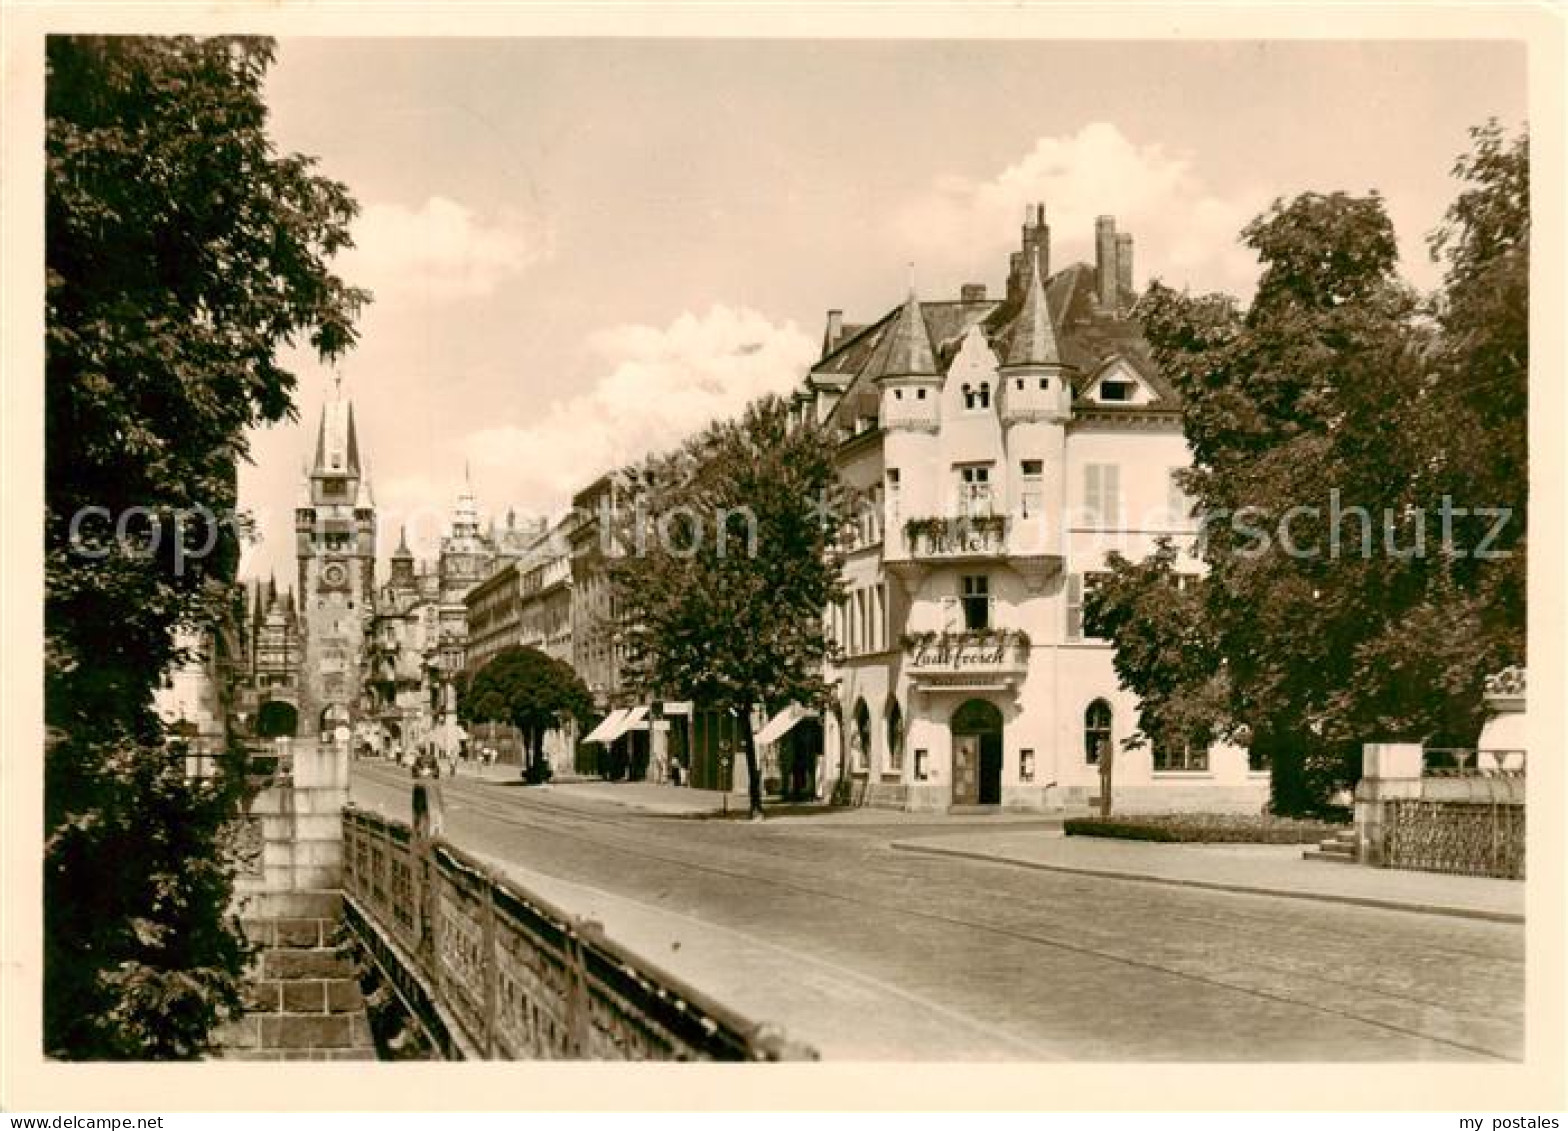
[795,206,1266,813]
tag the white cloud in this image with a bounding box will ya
[340,196,552,303]
[466,305,817,518]
[891,122,1266,298]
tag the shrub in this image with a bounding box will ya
[1065,813,1341,844]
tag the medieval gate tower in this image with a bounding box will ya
[294,382,376,739]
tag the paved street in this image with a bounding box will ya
[349,759,1523,1062]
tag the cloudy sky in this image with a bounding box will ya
[239,37,1525,586]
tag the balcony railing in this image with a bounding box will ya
[900,515,1009,560]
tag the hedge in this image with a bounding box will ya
[1064,813,1343,844]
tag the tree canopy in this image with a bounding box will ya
[45,35,367,1057]
[1086,122,1528,815]
[610,394,845,816]
[459,646,592,782]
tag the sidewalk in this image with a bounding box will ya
[891,830,1525,923]
[478,774,1061,827]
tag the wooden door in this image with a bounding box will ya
[953,734,980,805]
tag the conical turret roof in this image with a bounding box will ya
[1002,255,1062,369]
[873,289,938,380]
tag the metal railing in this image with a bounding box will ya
[1422,748,1527,777]
[342,805,815,1061]
[1385,797,1525,880]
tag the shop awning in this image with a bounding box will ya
[756,704,810,746]
[583,708,629,745]
[600,705,650,744]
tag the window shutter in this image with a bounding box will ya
[940,596,960,631]
[1084,465,1103,524]
[1066,573,1083,641]
[1103,464,1121,526]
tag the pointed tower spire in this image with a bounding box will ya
[875,287,938,381]
[1003,254,1061,369]
[311,377,360,476]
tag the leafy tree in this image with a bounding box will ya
[45,36,366,1057]
[610,395,845,818]
[1089,125,1527,815]
[459,646,593,783]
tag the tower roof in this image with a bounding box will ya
[1001,255,1063,369]
[393,525,413,560]
[872,289,938,381]
[312,385,361,476]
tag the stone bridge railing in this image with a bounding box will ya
[341,804,816,1061]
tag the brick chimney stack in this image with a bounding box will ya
[1008,202,1051,304]
[1096,215,1118,309]
[824,309,844,353]
[1116,232,1134,303]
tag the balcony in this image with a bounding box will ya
[899,515,1009,561]
[901,628,1031,691]
[888,514,1063,594]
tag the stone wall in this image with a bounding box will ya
[215,740,376,1059]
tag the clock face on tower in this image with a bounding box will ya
[321,560,349,591]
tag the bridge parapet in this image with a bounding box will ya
[342,804,816,1061]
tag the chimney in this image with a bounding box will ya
[960,283,987,303]
[825,309,844,352]
[1007,251,1025,303]
[1116,232,1134,303]
[1096,215,1118,309]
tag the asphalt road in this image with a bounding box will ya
[349,760,1524,1062]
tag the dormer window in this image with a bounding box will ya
[1099,379,1133,402]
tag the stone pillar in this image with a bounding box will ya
[1353,742,1423,866]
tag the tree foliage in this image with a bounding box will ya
[1089,123,1527,815]
[45,36,367,1057]
[609,394,845,817]
[459,646,592,782]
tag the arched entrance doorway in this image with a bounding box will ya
[255,699,299,738]
[950,699,1003,806]
[319,703,351,743]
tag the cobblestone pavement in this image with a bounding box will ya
[350,760,1524,1062]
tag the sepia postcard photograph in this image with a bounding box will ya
[1,1,1563,1119]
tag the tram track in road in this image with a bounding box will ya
[351,762,1522,1060]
